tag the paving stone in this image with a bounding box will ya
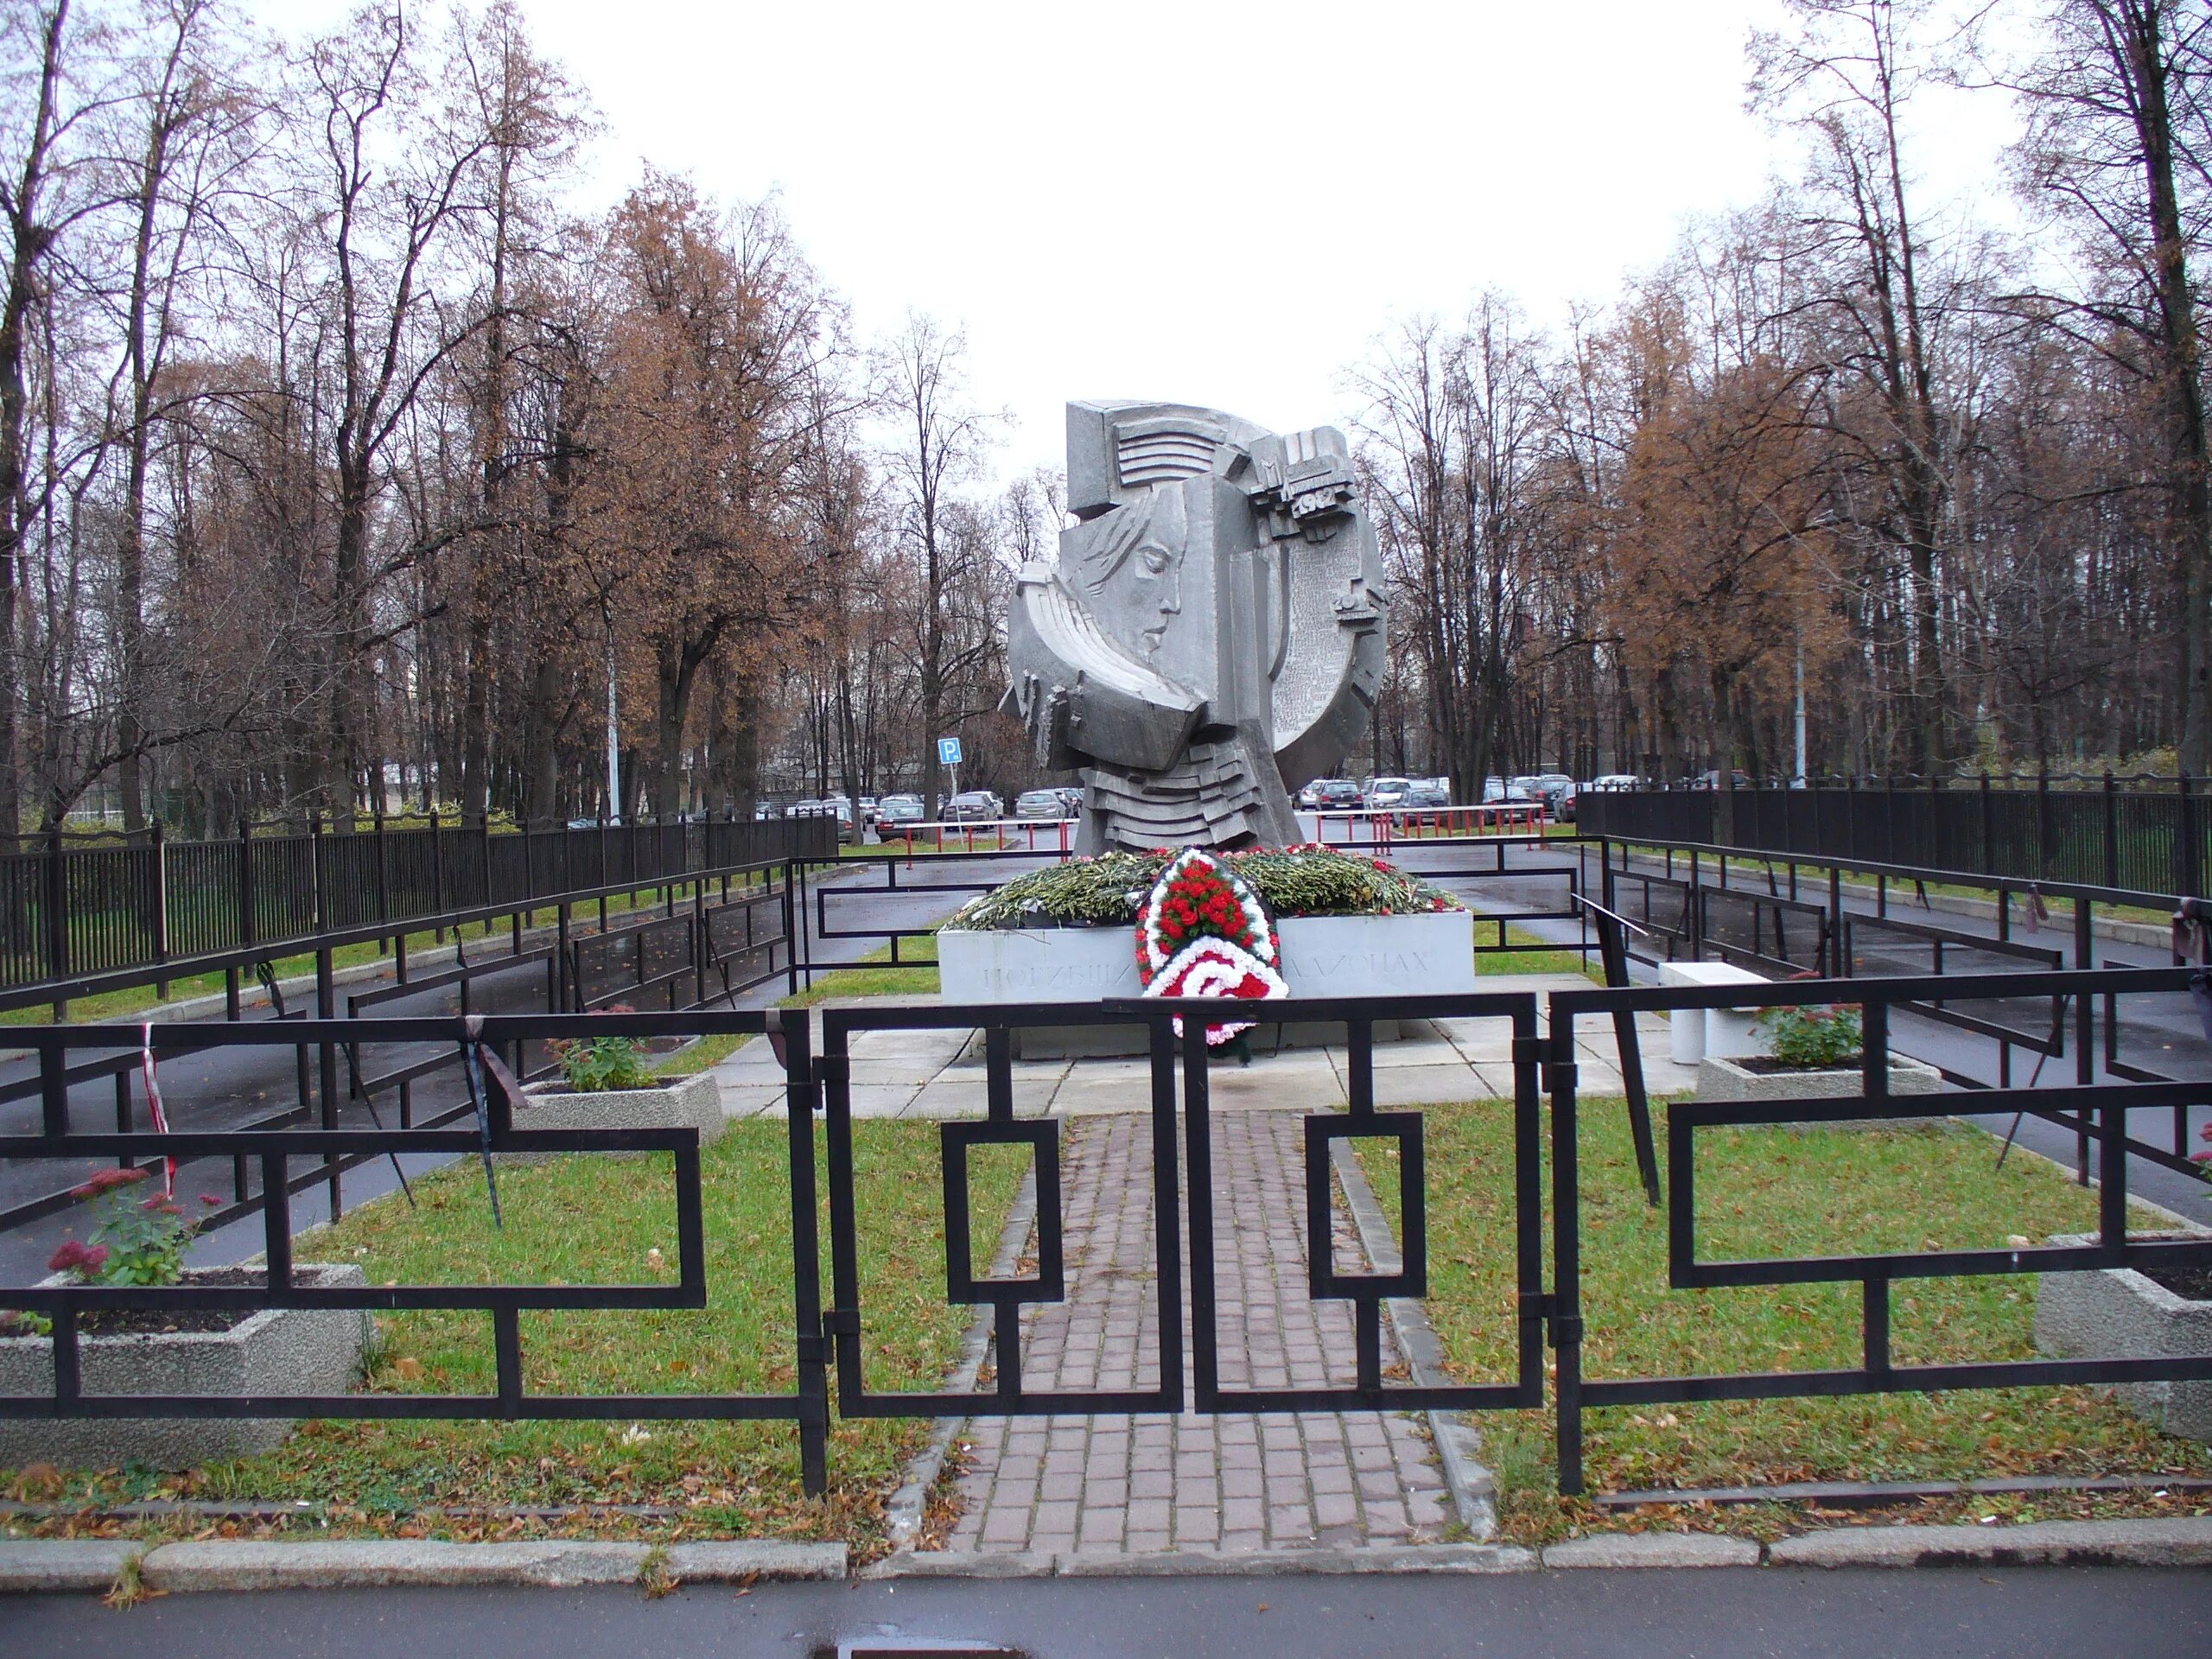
[916,1109,1460,1560]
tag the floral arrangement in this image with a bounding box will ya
[47,1165,222,1287]
[1755,1003,1865,1069]
[1135,849,1288,1046]
[950,845,1461,932]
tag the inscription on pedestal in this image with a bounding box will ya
[938,912,1474,1006]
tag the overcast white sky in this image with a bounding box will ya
[256,0,2028,481]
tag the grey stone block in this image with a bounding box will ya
[1054,1542,1535,1575]
[661,1541,845,1581]
[1543,1532,1759,1568]
[142,1540,652,1591]
[1768,1517,2212,1568]
[0,1263,371,1471]
[517,1069,723,1146]
[0,1539,140,1593]
[2035,1230,2212,1440]
[865,1549,1061,1579]
[1694,1054,1942,1128]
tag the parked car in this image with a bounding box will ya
[875,794,926,838]
[1395,780,1452,822]
[790,798,855,842]
[1550,781,1578,823]
[1362,776,1414,810]
[1294,781,1321,810]
[944,790,1002,822]
[1310,778,1363,810]
[1014,789,1065,819]
[1586,773,1640,791]
[1482,778,1536,805]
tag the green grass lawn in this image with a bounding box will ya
[1359,1100,2212,1544]
[14,1116,1016,1551]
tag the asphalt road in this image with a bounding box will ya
[8,1566,2210,1658]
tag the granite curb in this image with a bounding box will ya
[7,1518,2212,1591]
[0,1538,845,1593]
[867,1542,1537,1577]
[1329,1137,1499,1540]
[879,1163,1041,1552]
[1764,1516,2212,1569]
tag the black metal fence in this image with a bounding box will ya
[1581,776,2211,901]
[0,817,836,998]
[7,969,2209,1503]
[0,877,797,1238]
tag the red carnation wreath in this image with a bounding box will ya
[1135,849,1288,1045]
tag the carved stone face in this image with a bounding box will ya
[1072,486,1190,667]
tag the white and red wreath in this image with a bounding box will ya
[1135,848,1288,1044]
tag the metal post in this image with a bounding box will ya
[43,826,67,1020]
[2177,772,2199,900]
[1991,779,2008,885]
[2037,765,2054,882]
[1549,1026,1585,1496]
[2103,770,2120,891]
[429,812,446,944]
[143,820,168,998]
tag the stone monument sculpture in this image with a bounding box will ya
[1002,400,1387,852]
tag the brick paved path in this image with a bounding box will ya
[937,1109,1453,1556]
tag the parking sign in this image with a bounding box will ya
[938,736,963,766]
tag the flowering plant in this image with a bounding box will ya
[47,1166,221,1287]
[546,1003,654,1093]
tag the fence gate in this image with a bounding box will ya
[812,992,1551,1430]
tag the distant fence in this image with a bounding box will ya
[0,817,836,996]
[1581,775,2210,900]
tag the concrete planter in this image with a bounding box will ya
[518,1068,723,1146]
[0,1263,370,1471]
[938,911,1475,1058]
[1693,1053,1942,1127]
[2036,1231,2212,1441]
[938,910,1478,1004]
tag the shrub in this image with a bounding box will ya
[950,846,1461,931]
[547,1004,655,1093]
[1757,1003,1864,1069]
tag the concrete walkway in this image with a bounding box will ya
[936,1109,1453,1558]
[708,973,1693,1120]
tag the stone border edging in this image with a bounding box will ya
[5,1517,2210,1592]
[866,1541,1536,1578]
[0,1537,845,1593]
[880,1163,1043,1551]
[1328,1138,1499,1541]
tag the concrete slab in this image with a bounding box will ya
[1543,1533,1759,1568]
[717,1084,785,1119]
[0,1539,138,1593]
[1369,1064,1504,1107]
[1364,1039,1472,1070]
[1767,1517,2212,1569]
[906,1079,1058,1118]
